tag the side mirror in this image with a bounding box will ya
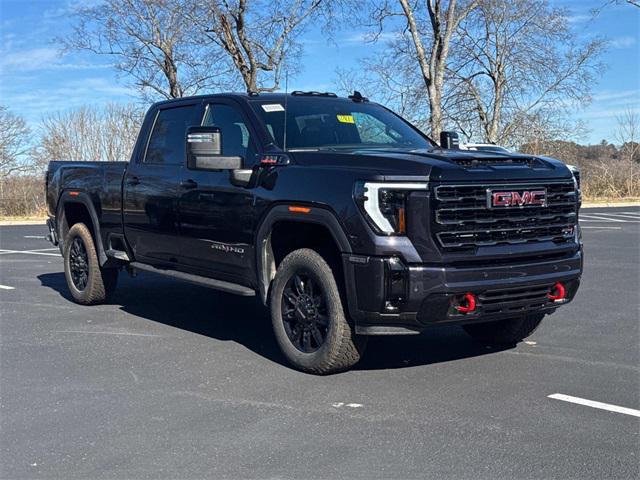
[186,126,242,170]
[440,131,460,149]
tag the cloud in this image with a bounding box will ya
[592,90,640,103]
[0,46,114,74]
[0,47,60,72]
[579,106,640,121]
[0,75,136,127]
[565,14,591,24]
[610,35,637,49]
[344,32,400,44]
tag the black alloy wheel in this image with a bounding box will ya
[69,236,89,291]
[270,248,366,374]
[281,271,329,353]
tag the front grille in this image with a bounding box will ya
[478,283,554,315]
[433,181,578,250]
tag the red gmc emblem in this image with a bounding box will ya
[488,189,547,208]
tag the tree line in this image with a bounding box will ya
[60,0,608,143]
[1,0,638,216]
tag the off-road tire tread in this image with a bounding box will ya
[63,223,117,305]
[270,248,365,374]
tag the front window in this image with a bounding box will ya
[250,97,433,151]
[203,103,257,166]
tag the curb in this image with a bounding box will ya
[0,220,47,226]
[582,201,640,208]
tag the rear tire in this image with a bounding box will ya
[63,223,118,305]
[462,313,545,345]
[270,248,366,374]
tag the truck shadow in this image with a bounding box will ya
[38,271,510,372]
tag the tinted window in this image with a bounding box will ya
[203,104,257,165]
[144,105,196,164]
[250,97,433,151]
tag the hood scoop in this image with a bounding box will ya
[449,156,547,169]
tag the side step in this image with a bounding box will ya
[106,249,131,261]
[130,262,255,297]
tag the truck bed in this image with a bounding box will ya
[46,161,128,217]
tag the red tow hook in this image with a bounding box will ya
[455,293,477,314]
[547,282,566,302]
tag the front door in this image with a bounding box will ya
[177,101,260,286]
[123,102,200,265]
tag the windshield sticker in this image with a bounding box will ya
[337,114,355,124]
[261,103,285,112]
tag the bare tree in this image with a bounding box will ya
[594,0,640,13]
[0,107,31,178]
[196,0,327,92]
[63,0,234,100]
[360,0,479,139]
[450,0,605,145]
[33,104,143,166]
[615,108,640,163]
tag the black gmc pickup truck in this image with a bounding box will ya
[46,91,583,374]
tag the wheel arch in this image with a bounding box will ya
[255,205,352,304]
[56,191,108,265]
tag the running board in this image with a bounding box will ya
[129,262,256,297]
[106,249,131,261]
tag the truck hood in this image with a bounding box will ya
[288,148,573,183]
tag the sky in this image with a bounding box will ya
[0,0,638,145]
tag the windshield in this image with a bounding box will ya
[250,96,433,151]
[468,145,510,153]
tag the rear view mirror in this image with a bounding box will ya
[186,126,242,170]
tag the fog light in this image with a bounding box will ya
[384,257,407,312]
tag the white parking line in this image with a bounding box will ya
[23,235,46,239]
[0,285,15,290]
[548,393,640,418]
[0,249,60,257]
[580,226,622,229]
[579,214,627,222]
[55,330,160,337]
[601,213,640,220]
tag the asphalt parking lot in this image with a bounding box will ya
[1,207,638,480]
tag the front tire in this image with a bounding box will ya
[462,313,545,345]
[270,248,366,374]
[63,223,118,305]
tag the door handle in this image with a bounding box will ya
[180,179,198,189]
[127,176,140,186]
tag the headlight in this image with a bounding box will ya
[567,165,581,190]
[354,182,428,235]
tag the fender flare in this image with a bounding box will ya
[255,205,352,304]
[56,191,108,265]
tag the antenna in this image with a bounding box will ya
[283,70,289,152]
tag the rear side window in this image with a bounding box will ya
[144,105,197,165]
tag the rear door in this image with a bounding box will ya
[177,100,260,285]
[123,102,200,265]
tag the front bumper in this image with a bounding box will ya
[343,249,582,335]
